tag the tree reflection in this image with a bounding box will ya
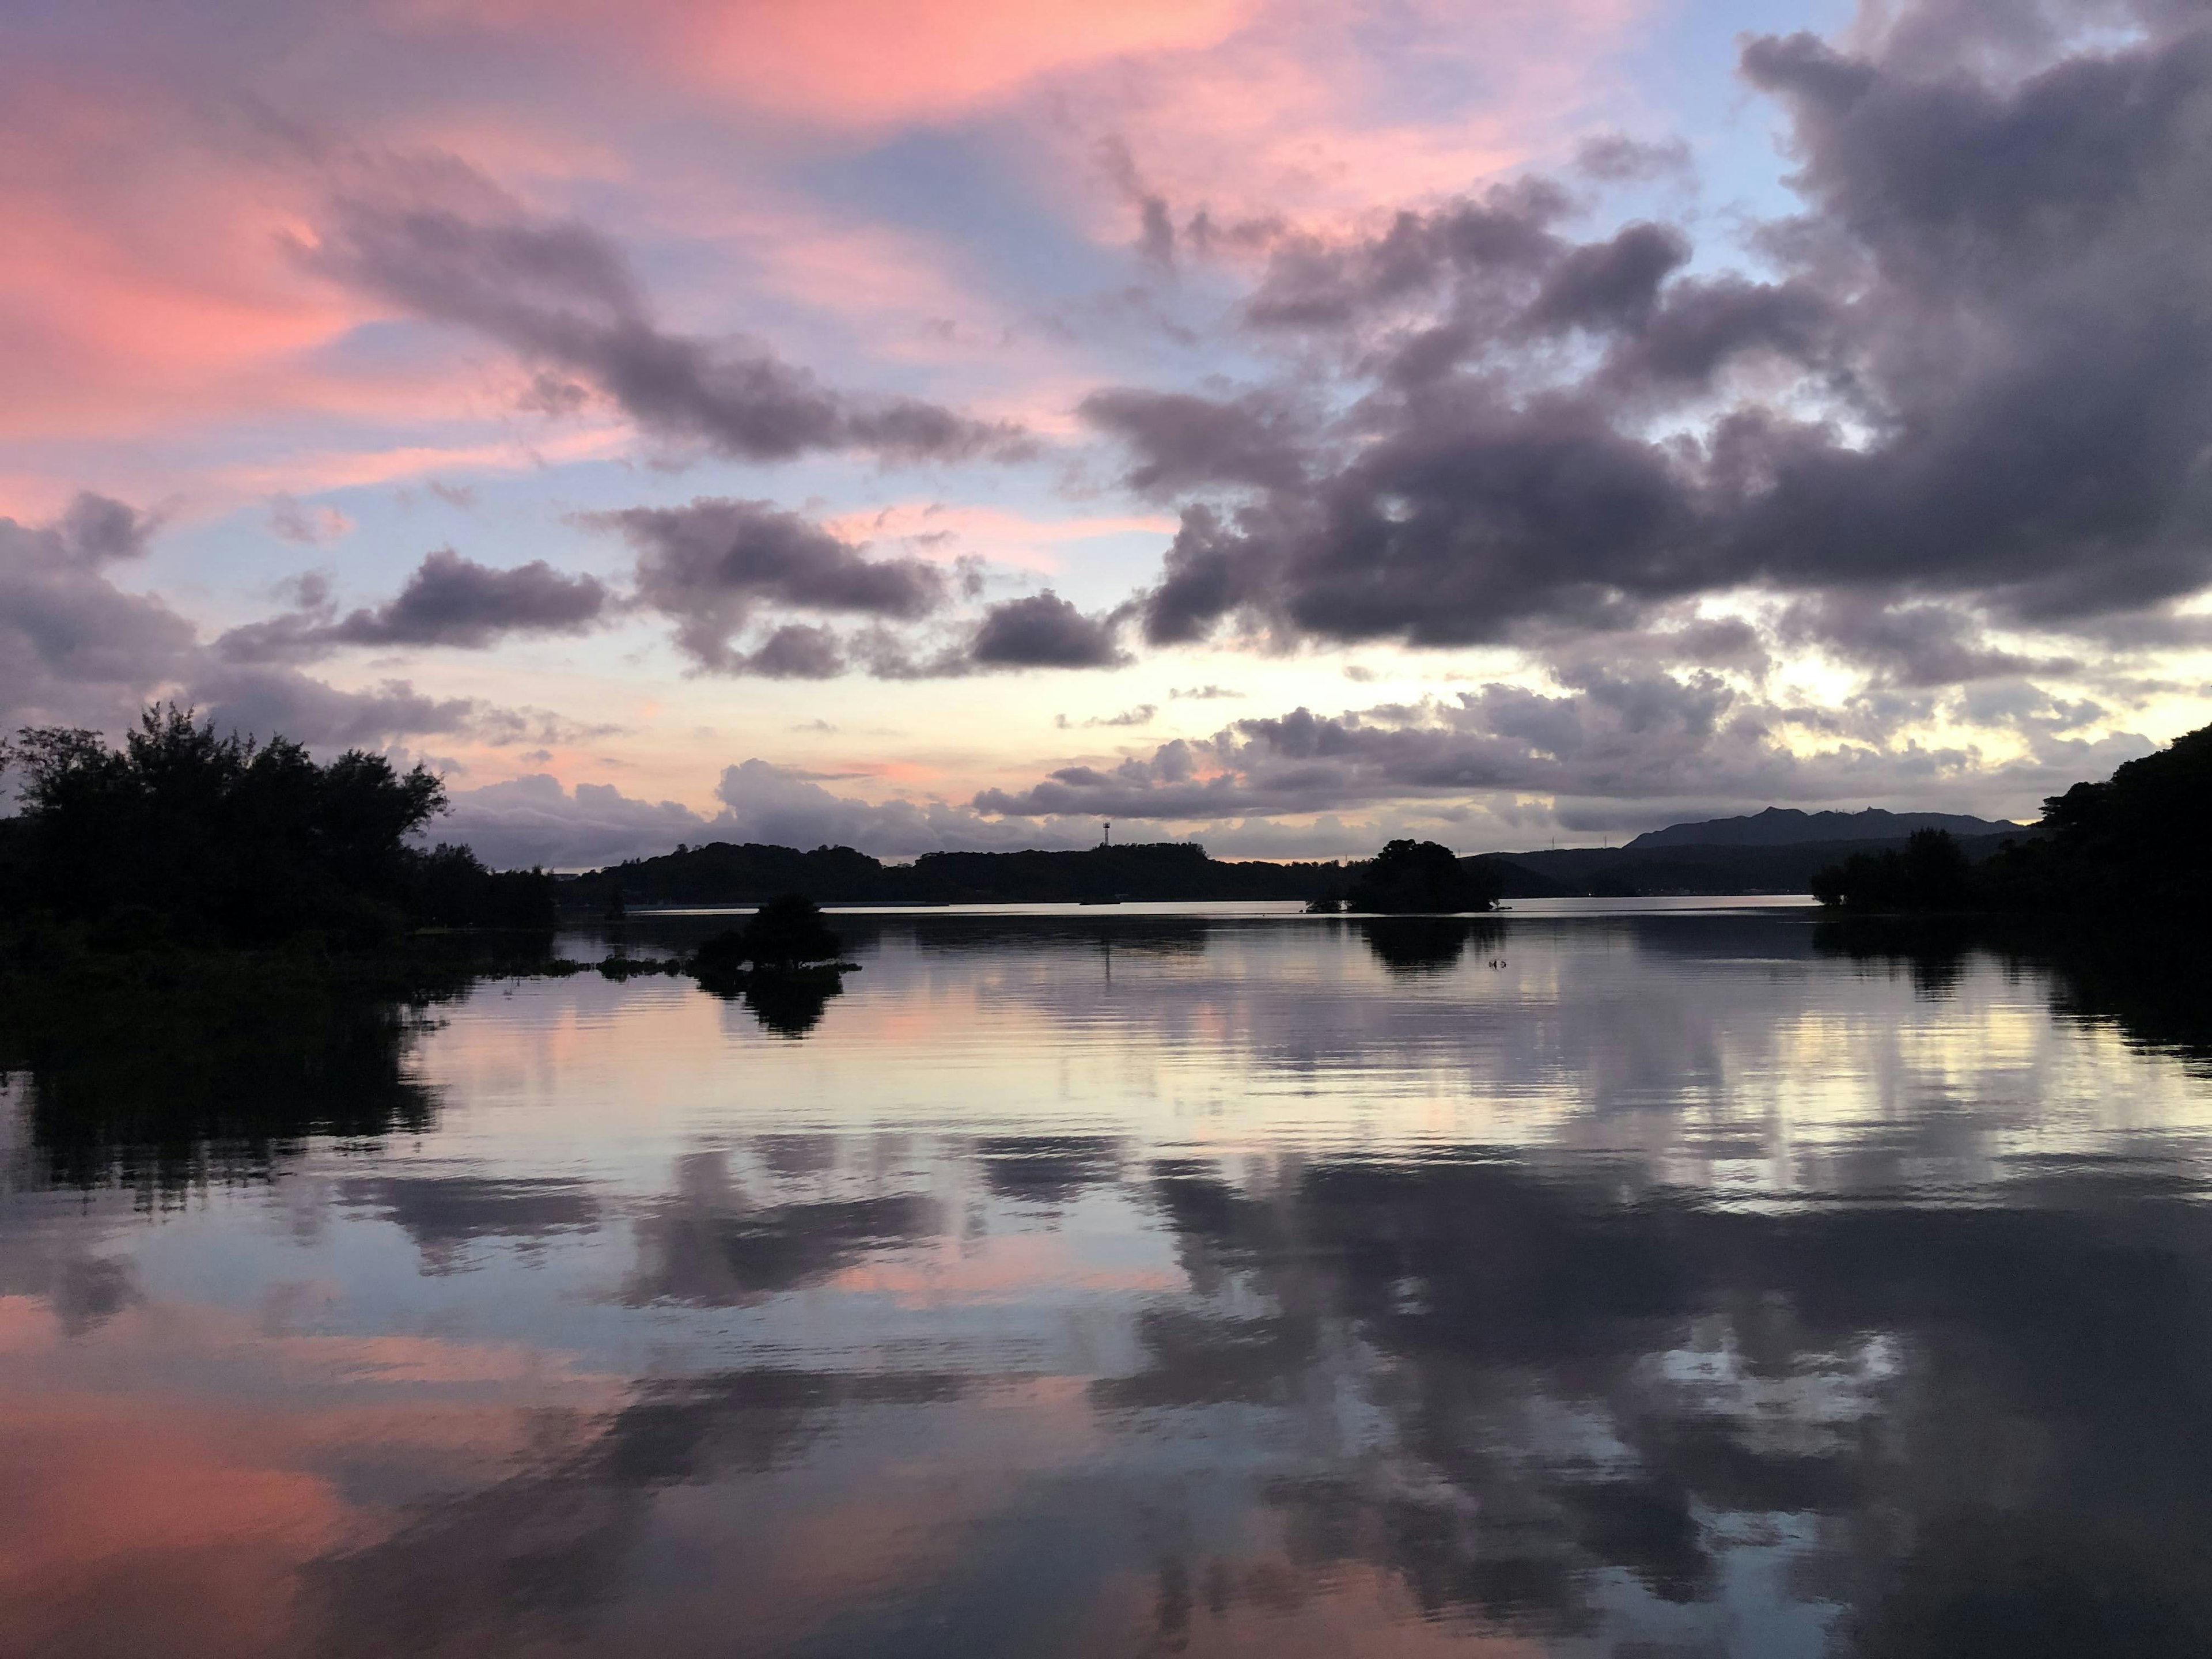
[0,971,445,1196]
[1816,917,2212,1067]
[738,970,842,1037]
[1355,916,1502,972]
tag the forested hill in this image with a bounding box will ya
[567,840,1350,907]
[1627,806,2021,849]
[1492,834,2031,897]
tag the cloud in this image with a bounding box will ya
[731,622,847,679]
[1079,388,1308,495]
[438,761,1104,867]
[1056,704,1157,729]
[265,494,353,547]
[1099,9,2212,673]
[0,493,199,733]
[710,758,1094,854]
[597,497,945,674]
[1170,684,1244,700]
[189,665,482,748]
[0,494,616,759]
[219,550,609,661]
[567,499,1136,680]
[967,591,1131,669]
[1778,595,2075,687]
[310,159,1024,465]
[1523,222,1690,335]
[434,774,720,869]
[973,667,2161,832]
[450,0,1256,127]
[1574,133,1694,183]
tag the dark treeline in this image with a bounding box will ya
[570,835,1525,911]
[571,838,1346,907]
[1815,724,2212,916]
[570,830,2080,910]
[0,706,555,955]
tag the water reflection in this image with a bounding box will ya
[1356,915,1503,972]
[0,986,441,1195]
[3,910,2212,1655]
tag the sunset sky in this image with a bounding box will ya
[5,0,2209,866]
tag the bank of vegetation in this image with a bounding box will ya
[1813,724,2211,917]
[567,834,1536,911]
[0,706,556,965]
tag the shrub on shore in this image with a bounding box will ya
[0,704,553,951]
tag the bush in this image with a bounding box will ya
[691,893,845,979]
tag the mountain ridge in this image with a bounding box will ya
[1626,806,2022,850]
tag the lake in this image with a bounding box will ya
[5,903,2211,1657]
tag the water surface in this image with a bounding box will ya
[5,907,2211,1657]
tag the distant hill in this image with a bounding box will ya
[1490,834,2031,898]
[1627,806,2022,849]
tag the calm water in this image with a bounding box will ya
[5,906,2212,1657]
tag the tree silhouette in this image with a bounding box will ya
[691,893,844,980]
[1344,839,1500,914]
[0,703,550,946]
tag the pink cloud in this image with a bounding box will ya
[1016,0,1662,239]
[407,0,1260,126]
[0,0,1660,522]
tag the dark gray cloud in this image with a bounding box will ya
[0,495,613,759]
[1241,178,1571,331]
[1574,133,1695,183]
[1079,388,1308,496]
[1102,6,2212,671]
[1524,222,1691,335]
[733,622,846,679]
[0,493,198,733]
[334,550,606,647]
[969,591,1131,669]
[220,549,609,661]
[1779,594,2077,687]
[567,498,1138,680]
[190,664,480,747]
[599,497,947,674]
[310,159,1023,465]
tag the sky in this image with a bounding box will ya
[4,0,2211,868]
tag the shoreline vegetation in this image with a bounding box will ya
[0,706,2201,1020]
[1811,723,2210,919]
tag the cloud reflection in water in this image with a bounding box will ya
[3,911,2211,1654]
